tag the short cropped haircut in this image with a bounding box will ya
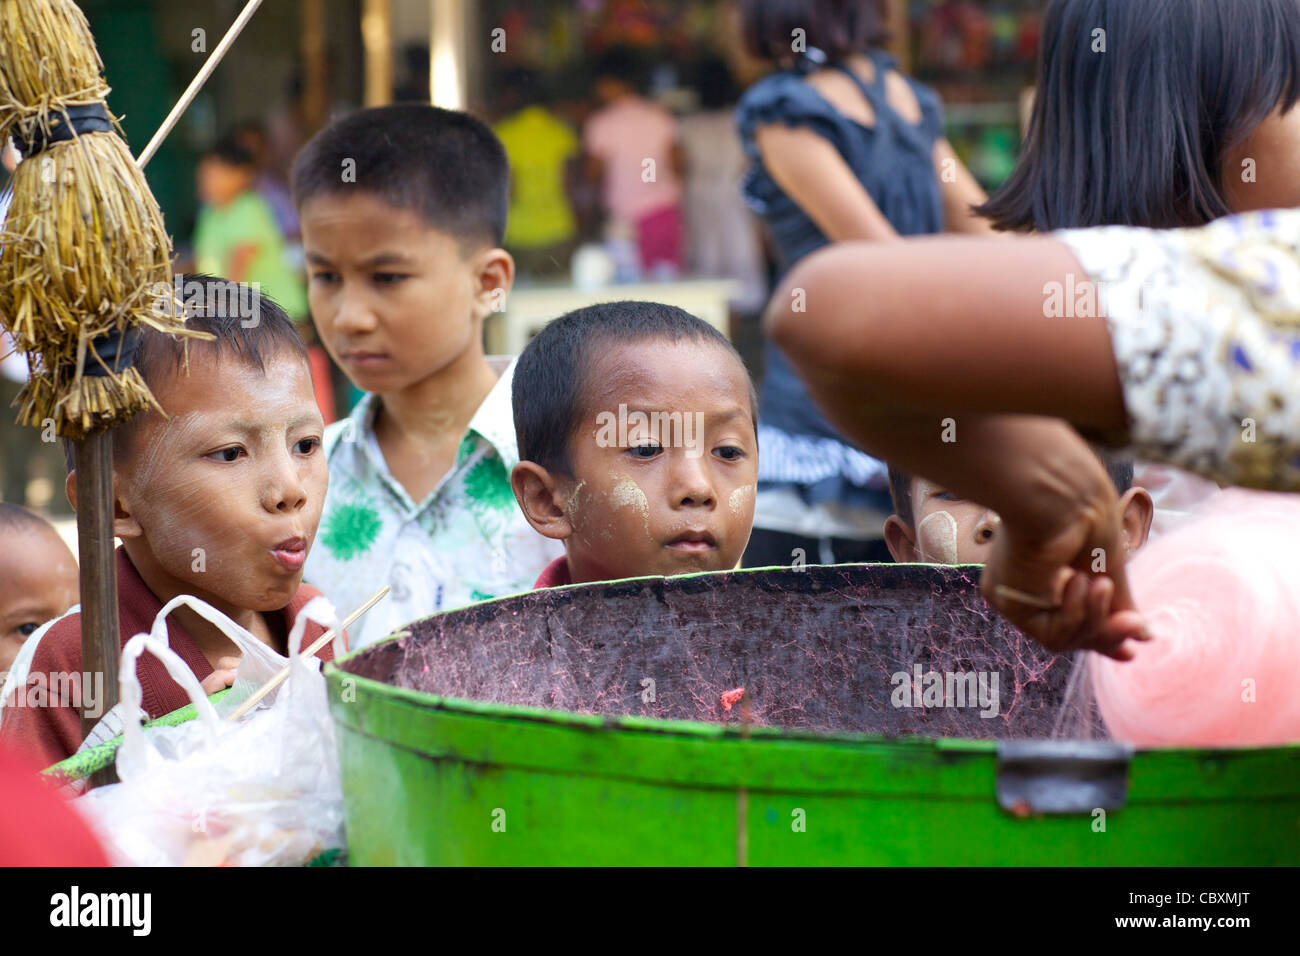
[0,502,57,536]
[977,0,1300,231]
[291,104,509,248]
[63,274,307,472]
[513,301,757,476]
[888,459,1134,530]
[741,0,890,62]
[204,136,255,169]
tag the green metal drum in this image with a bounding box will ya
[326,565,1300,865]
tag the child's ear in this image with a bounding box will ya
[111,471,144,540]
[66,468,143,539]
[469,246,515,322]
[510,461,573,541]
[883,515,919,563]
[1118,487,1154,554]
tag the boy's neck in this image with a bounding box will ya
[122,544,283,659]
[374,345,500,450]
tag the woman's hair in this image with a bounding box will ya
[740,0,890,62]
[977,0,1300,231]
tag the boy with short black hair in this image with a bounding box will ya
[884,459,1152,566]
[0,276,334,769]
[293,105,563,648]
[510,300,758,587]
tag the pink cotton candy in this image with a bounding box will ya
[1092,489,1300,748]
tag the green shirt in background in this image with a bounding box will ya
[494,106,578,249]
[194,191,309,320]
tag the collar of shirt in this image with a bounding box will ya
[329,356,519,517]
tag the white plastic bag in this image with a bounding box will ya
[79,596,345,867]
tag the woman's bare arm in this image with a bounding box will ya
[768,236,1129,432]
[933,139,998,235]
[767,235,1147,657]
[754,124,901,243]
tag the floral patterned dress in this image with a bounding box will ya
[1058,209,1300,492]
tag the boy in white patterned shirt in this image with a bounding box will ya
[293,105,562,649]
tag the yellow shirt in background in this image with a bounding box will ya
[494,106,578,249]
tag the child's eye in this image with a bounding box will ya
[206,446,244,463]
[295,437,321,455]
[309,271,339,285]
[936,491,964,502]
[373,273,407,285]
[17,622,39,638]
[627,443,662,460]
[714,446,746,461]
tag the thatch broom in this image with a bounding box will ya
[0,0,260,771]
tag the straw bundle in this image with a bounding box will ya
[0,0,205,439]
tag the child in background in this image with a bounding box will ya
[292,105,564,649]
[884,460,1151,566]
[973,0,1300,537]
[510,301,757,587]
[0,504,77,673]
[0,277,335,768]
[493,69,581,280]
[583,48,685,279]
[195,137,308,322]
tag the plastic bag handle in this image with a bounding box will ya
[118,632,223,764]
[150,593,271,657]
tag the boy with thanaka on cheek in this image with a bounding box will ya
[884,460,1153,566]
[0,277,335,769]
[293,105,563,649]
[510,301,759,587]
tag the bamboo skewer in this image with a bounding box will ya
[135,0,264,169]
[226,586,390,722]
[993,585,1063,612]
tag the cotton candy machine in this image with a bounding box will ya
[326,564,1300,865]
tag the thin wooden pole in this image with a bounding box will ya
[136,0,265,169]
[74,430,119,788]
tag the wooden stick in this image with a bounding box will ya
[225,586,389,722]
[135,0,264,169]
[74,431,120,789]
[993,585,1063,612]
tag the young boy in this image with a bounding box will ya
[292,105,564,648]
[509,301,757,587]
[0,276,334,769]
[0,504,78,674]
[884,460,1153,566]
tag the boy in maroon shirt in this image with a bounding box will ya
[0,275,335,769]
[510,301,759,588]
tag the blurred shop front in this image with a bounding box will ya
[15,1,1042,373]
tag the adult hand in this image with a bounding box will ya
[982,487,1150,661]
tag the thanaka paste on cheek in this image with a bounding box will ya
[729,483,755,515]
[610,473,653,542]
[917,509,959,565]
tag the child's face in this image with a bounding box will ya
[903,479,999,565]
[0,527,78,672]
[523,339,758,583]
[197,158,253,207]
[885,478,1153,566]
[111,349,327,616]
[301,193,506,396]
